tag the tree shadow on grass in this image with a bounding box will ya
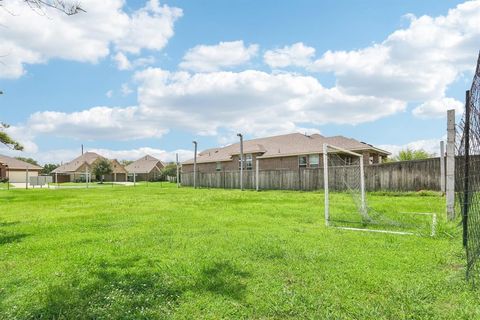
[11,258,250,319]
[24,258,183,319]
[0,232,28,245]
[194,261,250,301]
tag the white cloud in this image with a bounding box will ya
[121,83,133,96]
[134,68,405,137]
[27,106,168,141]
[106,90,113,98]
[264,42,315,68]
[113,52,132,70]
[0,0,181,78]
[179,41,259,72]
[412,97,464,118]
[309,1,480,104]
[114,0,182,54]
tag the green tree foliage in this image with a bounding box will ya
[92,159,113,183]
[120,160,133,166]
[161,163,177,178]
[391,148,433,162]
[42,163,59,175]
[1,123,23,151]
[15,157,39,166]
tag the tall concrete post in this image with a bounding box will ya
[440,141,445,193]
[193,141,197,188]
[176,153,180,188]
[237,133,244,191]
[255,159,259,191]
[446,109,455,219]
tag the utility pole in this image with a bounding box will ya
[237,133,244,191]
[193,141,197,188]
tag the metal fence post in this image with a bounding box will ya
[462,91,471,247]
[446,109,456,219]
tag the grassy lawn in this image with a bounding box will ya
[0,184,478,319]
[0,182,11,190]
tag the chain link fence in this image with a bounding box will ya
[456,51,480,284]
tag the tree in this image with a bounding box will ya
[42,163,59,174]
[1,123,23,150]
[391,148,432,162]
[0,0,85,15]
[92,158,112,183]
[0,1,84,150]
[15,156,39,166]
[120,160,133,166]
[161,163,177,178]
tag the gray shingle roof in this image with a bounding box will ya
[125,155,165,174]
[182,132,390,165]
[0,154,43,170]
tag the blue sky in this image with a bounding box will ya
[0,0,478,164]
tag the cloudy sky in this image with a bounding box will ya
[0,0,478,164]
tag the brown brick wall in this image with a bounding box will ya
[0,164,6,180]
[182,151,383,174]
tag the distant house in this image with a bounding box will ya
[0,154,43,183]
[125,155,165,181]
[51,152,128,183]
[182,132,390,173]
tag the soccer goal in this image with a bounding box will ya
[323,143,437,236]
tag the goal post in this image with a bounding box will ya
[323,143,437,236]
[324,143,366,226]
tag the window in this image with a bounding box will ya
[299,155,307,168]
[216,162,222,171]
[246,154,253,170]
[238,154,253,170]
[369,156,374,165]
[309,154,319,168]
[345,156,352,166]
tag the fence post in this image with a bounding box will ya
[446,109,456,219]
[256,159,259,191]
[176,153,180,188]
[440,140,445,193]
[323,144,329,226]
[462,91,471,247]
[25,167,29,189]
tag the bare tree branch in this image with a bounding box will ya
[0,0,85,15]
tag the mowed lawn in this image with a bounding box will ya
[0,184,478,319]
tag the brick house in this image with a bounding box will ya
[0,154,43,182]
[125,155,165,181]
[182,133,390,173]
[52,152,128,182]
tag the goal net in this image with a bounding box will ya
[323,144,436,236]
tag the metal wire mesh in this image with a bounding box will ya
[326,151,432,234]
[455,52,480,285]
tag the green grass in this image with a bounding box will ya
[0,182,11,190]
[0,184,478,319]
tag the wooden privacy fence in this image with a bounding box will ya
[182,157,448,192]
